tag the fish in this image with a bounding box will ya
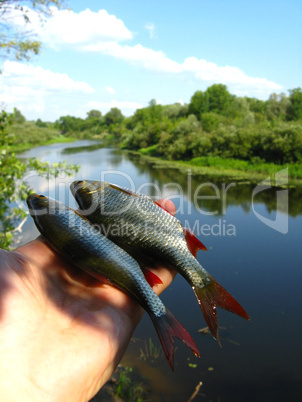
[26,193,200,369]
[70,180,250,343]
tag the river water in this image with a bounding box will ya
[18,140,302,401]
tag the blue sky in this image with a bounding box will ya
[1,0,301,121]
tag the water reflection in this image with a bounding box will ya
[61,143,104,154]
[17,141,302,402]
[125,154,302,217]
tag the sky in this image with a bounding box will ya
[0,0,301,121]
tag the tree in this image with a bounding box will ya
[12,107,26,123]
[0,1,75,250]
[266,93,289,121]
[205,84,233,114]
[188,90,207,118]
[36,118,47,127]
[104,107,124,126]
[286,88,302,121]
[0,0,65,61]
[86,110,102,119]
[0,110,78,248]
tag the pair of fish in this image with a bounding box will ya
[27,180,249,369]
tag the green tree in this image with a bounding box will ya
[0,0,65,61]
[86,110,102,119]
[266,93,289,121]
[12,107,26,123]
[104,107,124,126]
[0,110,78,248]
[0,0,76,250]
[205,84,233,114]
[286,88,302,121]
[188,90,207,117]
[36,118,47,127]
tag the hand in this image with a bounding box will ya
[0,199,176,402]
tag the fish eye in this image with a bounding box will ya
[37,194,46,199]
[76,180,85,185]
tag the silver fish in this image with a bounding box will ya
[26,193,200,369]
[70,180,250,343]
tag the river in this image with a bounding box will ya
[17,140,302,401]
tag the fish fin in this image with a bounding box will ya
[109,184,139,197]
[150,309,200,370]
[143,268,163,287]
[183,228,207,257]
[193,276,250,344]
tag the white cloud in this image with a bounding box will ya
[145,23,156,39]
[1,5,284,112]
[43,7,133,46]
[87,100,143,116]
[182,57,282,91]
[0,61,95,117]
[83,41,282,96]
[105,86,116,94]
[83,42,182,73]
[1,61,94,93]
[4,6,133,47]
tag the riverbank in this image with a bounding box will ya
[7,130,302,187]
[2,135,78,154]
[129,150,302,186]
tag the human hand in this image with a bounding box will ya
[0,199,176,402]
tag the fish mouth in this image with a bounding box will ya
[26,193,49,214]
[70,180,84,197]
[70,180,97,214]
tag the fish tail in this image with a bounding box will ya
[193,276,250,344]
[150,309,200,370]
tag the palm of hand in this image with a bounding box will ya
[0,199,176,401]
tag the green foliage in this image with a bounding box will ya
[190,155,302,179]
[46,85,302,176]
[104,107,124,126]
[114,366,146,401]
[205,83,233,114]
[86,109,102,119]
[188,84,233,119]
[101,85,302,176]
[0,110,78,249]
[286,88,302,121]
[188,90,207,117]
[200,112,225,132]
[266,93,289,121]
[0,1,65,61]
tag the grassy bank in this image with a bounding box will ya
[135,151,302,186]
[3,136,77,154]
[3,119,78,154]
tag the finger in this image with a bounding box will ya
[156,198,176,216]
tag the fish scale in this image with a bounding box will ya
[27,193,200,369]
[74,181,207,286]
[71,180,250,343]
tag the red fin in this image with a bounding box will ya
[193,276,250,344]
[150,309,200,370]
[183,228,207,257]
[143,268,163,287]
[109,183,138,197]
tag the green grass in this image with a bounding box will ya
[189,156,302,179]
[3,119,79,154]
[2,136,77,154]
[131,152,302,185]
